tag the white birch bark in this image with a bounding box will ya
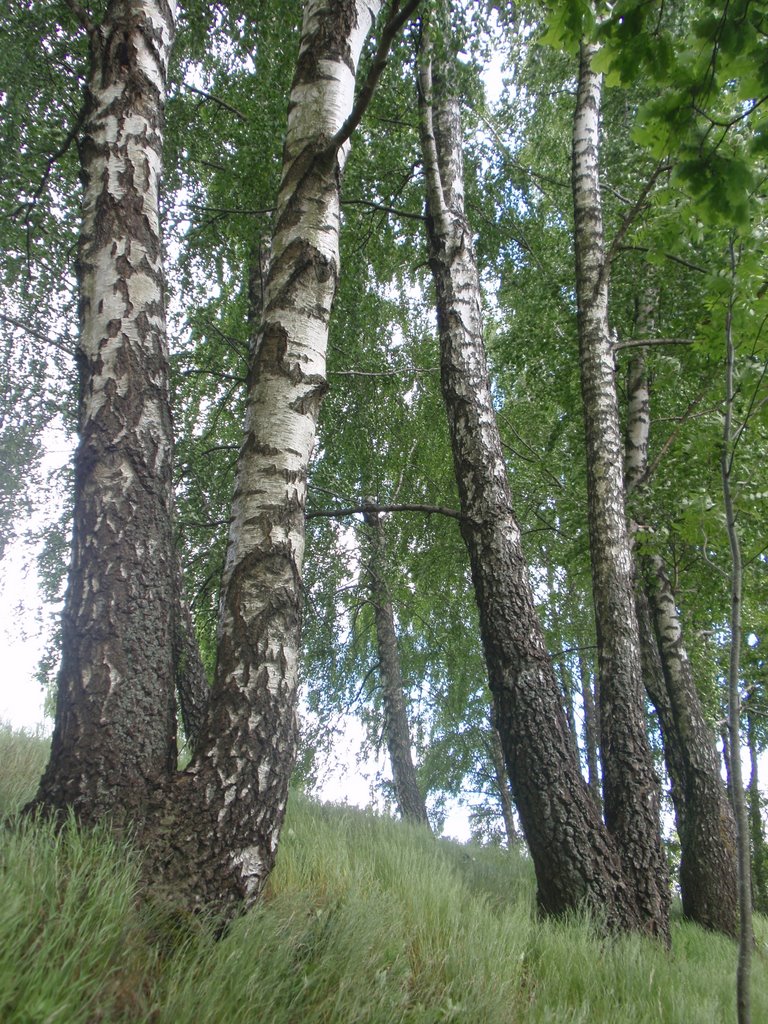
[419,32,642,934]
[32,0,183,823]
[572,40,669,940]
[625,286,737,935]
[146,0,386,911]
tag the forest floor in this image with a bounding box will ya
[1,722,766,1023]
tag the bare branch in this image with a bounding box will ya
[0,312,74,356]
[62,0,94,32]
[12,104,87,223]
[601,161,671,282]
[330,0,423,153]
[184,84,248,122]
[614,337,695,352]
[329,365,437,377]
[306,501,462,522]
[341,197,425,222]
[618,245,708,275]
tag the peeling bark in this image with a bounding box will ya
[141,0,386,912]
[419,33,642,934]
[363,507,431,828]
[30,0,182,825]
[572,41,669,940]
[625,287,737,936]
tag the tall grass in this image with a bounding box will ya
[0,720,50,812]
[1,725,766,1023]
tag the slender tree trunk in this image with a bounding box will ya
[547,576,580,764]
[363,506,431,828]
[30,0,181,825]
[722,244,752,1024]
[624,285,738,935]
[488,707,518,846]
[173,564,210,749]
[418,33,642,934]
[646,554,738,933]
[634,584,687,834]
[572,41,669,940]
[141,0,394,913]
[578,650,602,808]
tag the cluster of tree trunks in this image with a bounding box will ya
[26,0,744,946]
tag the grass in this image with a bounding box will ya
[1,725,766,1023]
[0,720,50,811]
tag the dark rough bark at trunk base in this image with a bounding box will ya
[572,40,669,940]
[418,34,647,934]
[643,555,738,936]
[28,0,181,827]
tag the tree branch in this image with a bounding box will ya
[184,84,248,122]
[328,365,437,377]
[62,0,94,33]
[614,337,695,352]
[330,0,423,153]
[0,313,74,356]
[601,160,670,283]
[12,104,87,223]
[341,197,426,222]
[306,501,462,522]
[618,245,708,275]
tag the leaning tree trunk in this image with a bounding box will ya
[418,34,642,934]
[362,507,431,827]
[572,40,669,940]
[635,584,688,835]
[488,707,519,846]
[141,0,427,914]
[645,554,738,933]
[30,0,185,825]
[624,287,738,936]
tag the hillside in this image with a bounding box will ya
[1,724,766,1023]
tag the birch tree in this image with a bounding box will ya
[418,19,647,935]
[29,0,206,825]
[571,38,669,939]
[623,291,738,936]
[362,505,431,826]
[22,0,423,917]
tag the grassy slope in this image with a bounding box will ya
[1,723,766,1023]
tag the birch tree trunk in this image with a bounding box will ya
[419,36,642,934]
[645,554,738,933]
[488,707,518,846]
[578,650,602,808]
[142,0,389,912]
[30,0,184,825]
[363,507,431,827]
[624,288,738,936]
[572,41,669,940]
